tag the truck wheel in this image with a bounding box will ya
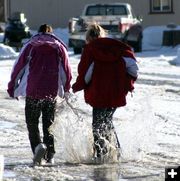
[133,35,142,52]
[74,47,82,54]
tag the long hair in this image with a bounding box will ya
[86,23,107,43]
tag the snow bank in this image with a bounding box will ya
[0,43,18,59]
[170,47,180,66]
[0,33,4,42]
[142,25,180,51]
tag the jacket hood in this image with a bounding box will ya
[28,33,67,49]
[87,37,133,62]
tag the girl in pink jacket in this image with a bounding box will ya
[7,24,72,165]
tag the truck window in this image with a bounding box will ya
[113,6,127,15]
[86,5,128,16]
[86,6,106,15]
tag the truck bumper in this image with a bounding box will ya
[69,38,85,48]
[107,33,123,40]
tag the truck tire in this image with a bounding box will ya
[127,35,142,52]
[74,47,82,54]
[133,36,142,52]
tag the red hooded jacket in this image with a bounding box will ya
[72,38,138,108]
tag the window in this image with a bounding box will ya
[150,0,173,13]
[86,5,128,16]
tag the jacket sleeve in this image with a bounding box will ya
[125,74,136,93]
[123,57,139,78]
[7,45,30,97]
[122,50,139,93]
[60,45,72,92]
[72,45,93,93]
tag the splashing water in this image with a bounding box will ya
[51,97,121,164]
[116,95,157,162]
[52,98,94,163]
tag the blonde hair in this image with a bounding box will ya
[86,23,107,43]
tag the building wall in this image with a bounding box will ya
[145,0,180,27]
[7,0,180,30]
[0,0,5,22]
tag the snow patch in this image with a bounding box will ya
[0,43,18,59]
[170,47,180,66]
[142,25,180,51]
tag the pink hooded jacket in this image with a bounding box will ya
[7,33,72,99]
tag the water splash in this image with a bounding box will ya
[52,98,94,163]
[117,95,157,162]
[52,98,121,164]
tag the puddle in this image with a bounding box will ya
[0,120,17,130]
[3,170,16,179]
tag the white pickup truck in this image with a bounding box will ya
[68,3,143,54]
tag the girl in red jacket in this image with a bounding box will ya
[72,24,138,163]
